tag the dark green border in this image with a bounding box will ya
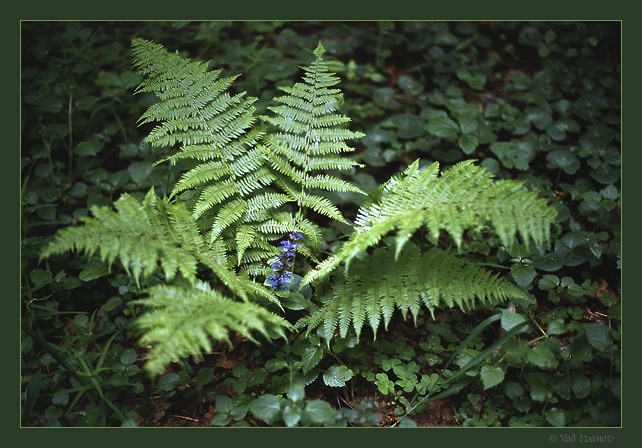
[10,1,636,447]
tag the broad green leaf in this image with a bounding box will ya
[458,134,478,155]
[501,309,527,331]
[533,252,565,272]
[323,365,354,387]
[288,383,305,403]
[505,381,524,399]
[301,345,325,373]
[545,408,566,427]
[304,400,335,424]
[547,149,581,174]
[74,139,104,157]
[127,161,153,184]
[547,319,566,335]
[397,75,424,96]
[157,372,181,392]
[572,376,591,399]
[79,261,110,282]
[480,365,505,390]
[425,111,459,139]
[510,263,537,287]
[249,395,281,421]
[120,348,137,366]
[52,391,69,406]
[282,404,301,427]
[527,345,558,369]
[215,395,234,413]
[583,323,612,351]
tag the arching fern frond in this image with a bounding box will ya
[296,245,528,340]
[134,282,290,376]
[131,38,277,269]
[303,159,556,285]
[261,42,366,238]
[40,189,278,305]
[41,189,202,286]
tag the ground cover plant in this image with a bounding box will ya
[21,21,620,427]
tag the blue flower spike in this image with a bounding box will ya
[268,230,302,290]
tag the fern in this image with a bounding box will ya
[134,282,290,377]
[132,38,277,268]
[260,42,365,239]
[41,189,285,374]
[40,39,559,376]
[41,189,201,286]
[296,245,528,340]
[303,159,557,285]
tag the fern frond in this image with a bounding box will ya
[260,42,365,239]
[296,246,528,340]
[303,159,557,285]
[135,282,290,376]
[132,39,279,270]
[41,190,200,285]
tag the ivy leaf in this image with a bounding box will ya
[480,365,505,390]
[323,365,354,387]
[156,372,181,392]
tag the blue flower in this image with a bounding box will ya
[267,230,302,290]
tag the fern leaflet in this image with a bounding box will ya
[296,245,528,339]
[303,159,556,285]
[134,282,290,376]
[132,38,277,268]
[261,42,366,239]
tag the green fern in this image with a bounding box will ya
[296,245,528,340]
[260,42,365,240]
[40,189,276,302]
[303,159,557,285]
[132,38,278,268]
[41,189,201,286]
[134,281,290,377]
[41,189,284,373]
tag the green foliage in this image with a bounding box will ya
[261,42,366,232]
[23,22,620,428]
[298,245,528,339]
[134,282,289,376]
[304,159,556,286]
[41,189,203,285]
[132,38,275,268]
